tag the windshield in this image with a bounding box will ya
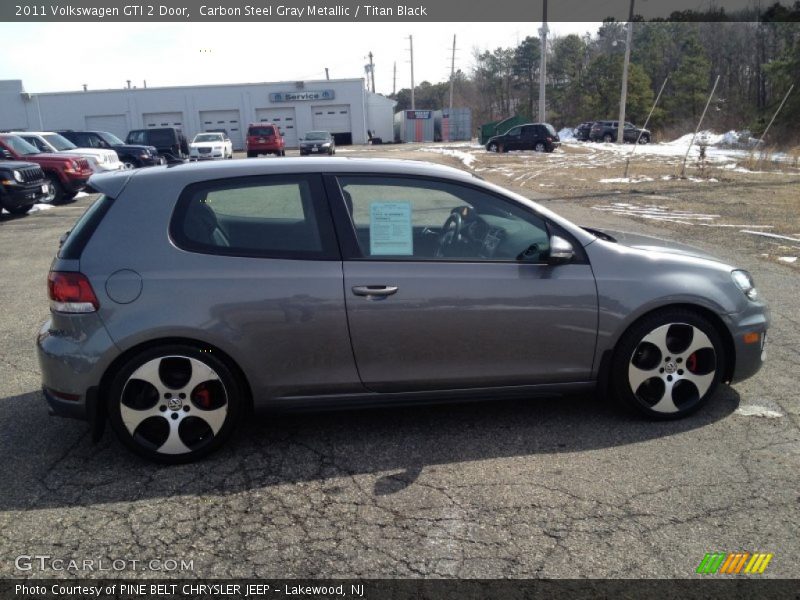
[43,133,77,151]
[99,131,124,145]
[2,135,40,155]
[193,133,223,143]
[304,131,329,140]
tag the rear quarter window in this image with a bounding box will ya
[59,194,115,260]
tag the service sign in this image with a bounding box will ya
[269,90,335,102]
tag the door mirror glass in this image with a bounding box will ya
[547,235,574,265]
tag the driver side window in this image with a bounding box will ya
[337,176,551,262]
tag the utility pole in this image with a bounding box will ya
[617,0,635,143]
[392,61,396,96]
[368,51,375,93]
[325,68,329,80]
[538,0,548,123]
[408,35,415,110]
[449,34,456,112]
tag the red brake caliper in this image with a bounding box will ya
[687,353,698,373]
[193,384,212,409]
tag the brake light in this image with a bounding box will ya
[47,271,99,313]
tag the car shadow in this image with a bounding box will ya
[0,387,740,510]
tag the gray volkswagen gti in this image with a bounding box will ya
[37,158,768,463]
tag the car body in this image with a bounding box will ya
[13,131,123,173]
[574,122,594,141]
[0,134,92,203]
[37,158,768,462]
[126,128,189,159]
[0,159,49,215]
[189,132,233,161]
[486,123,561,153]
[590,120,651,143]
[245,123,285,157]
[299,131,335,156]
[58,130,163,169]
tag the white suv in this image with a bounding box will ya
[13,131,124,173]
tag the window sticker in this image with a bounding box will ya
[369,201,413,256]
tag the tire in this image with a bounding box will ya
[281,150,286,157]
[611,308,726,420]
[106,344,244,463]
[603,133,614,143]
[247,151,256,158]
[122,158,140,170]
[534,142,546,152]
[5,203,33,215]
[487,143,498,153]
[43,174,63,204]
[638,135,650,144]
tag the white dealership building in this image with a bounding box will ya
[0,78,396,150]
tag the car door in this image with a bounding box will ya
[520,125,537,150]
[329,174,598,393]
[504,126,522,151]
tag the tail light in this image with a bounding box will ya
[47,271,99,313]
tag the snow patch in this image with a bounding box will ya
[599,176,654,183]
[558,127,576,141]
[735,405,784,418]
[418,147,477,168]
[778,256,797,263]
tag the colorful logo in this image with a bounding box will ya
[696,552,773,574]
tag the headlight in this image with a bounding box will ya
[12,169,23,183]
[213,146,221,151]
[732,270,758,300]
[321,142,331,147]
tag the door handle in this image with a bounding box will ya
[352,285,398,298]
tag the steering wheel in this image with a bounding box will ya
[435,211,464,257]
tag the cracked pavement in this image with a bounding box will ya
[0,154,798,579]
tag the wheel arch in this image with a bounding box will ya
[95,336,254,434]
[603,302,736,387]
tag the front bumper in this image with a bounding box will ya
[1,182,48,208]
[190,152,225,160]
[36,314,119,421]
[300,145,332,154]
[93,161,125,172]
[63,172,92,193]
[727,301,770,383]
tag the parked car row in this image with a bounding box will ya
[574,120,651,144]
[485,123,561,153]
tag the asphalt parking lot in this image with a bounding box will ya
[0,148,798,579]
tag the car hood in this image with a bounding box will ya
[589,228,723,262]
[113,144,158,155]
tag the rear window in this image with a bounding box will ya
[248,126,275,136]
[149,130,176,146]
[59,195,115,260]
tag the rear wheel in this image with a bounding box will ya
[638,134,650,144]
[611,308,725,419]
[603,133,614,143]
[487,142,498,153]
[246,151,256,158]
[107,345,244,463]
[534,142,546,152]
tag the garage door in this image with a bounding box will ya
[85,114,128,140]
[254,108,297,148]
[311,104,352,144]
[142,112,184,129]
[199,109,243,150]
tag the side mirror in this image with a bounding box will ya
[547,235,575,265]
[0,149,12,160]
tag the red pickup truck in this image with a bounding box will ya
[0,134,93,203]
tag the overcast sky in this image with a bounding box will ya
[1,22,598,95]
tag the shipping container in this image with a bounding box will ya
[393,110,435,143]
[434,108,472,142]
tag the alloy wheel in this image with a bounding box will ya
[628,322,717,414]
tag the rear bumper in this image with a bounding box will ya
[36,314,119,422]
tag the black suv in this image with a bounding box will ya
[574,122,593,141]
[589,120,650,144]
[126,127,189,160]
[0,154,48,215]
[486,123,560,153]
[58,130,163,169]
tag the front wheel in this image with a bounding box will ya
[107,345,244,463]
[638,135,650,144]
[43,175,62,204]
[603,133,614,143]
[611,309,725,419]
[487,143,498,153]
